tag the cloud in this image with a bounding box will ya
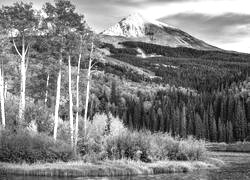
[160,13,250,42]
[159,13,250,52]
[88,0,224,7]
[86,0,195,7]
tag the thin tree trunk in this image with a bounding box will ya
[4,81,7,99]
[0,67,5,128]
[53,53,62,140]
[83,42,94,137]
[44,73,50,105]
[74,52,81,149]
[68,55,74,148]
[18,36,27,126]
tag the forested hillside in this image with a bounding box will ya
[98,41,250,142]
[0,0,249,147]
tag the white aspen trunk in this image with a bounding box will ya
[74,52,81,149]
[18,36,26,126]
[0,67,5,128]
[53,54,62,140]
[44,73,50,105]
[68,55,74,148]
[4,81,7,99]
[83,42,94,137]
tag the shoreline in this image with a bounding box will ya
[0,158,223,178]
[206,142,250,153]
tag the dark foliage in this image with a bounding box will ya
[0,129,75,163]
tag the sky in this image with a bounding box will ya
[1,0,250,53]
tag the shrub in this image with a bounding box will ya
[5,97,53,134]
[149,134,207,161]
[77,114,107,158]
[149,132,177,161]
[5,96,19,131]
[0,129,75,163]
[77,113,127,159]
[177,137,207,161]
[147,133,207,161]
[57,120,71,143]
[104,131,151,162]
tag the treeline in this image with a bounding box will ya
[97,81,250,142]
[120,41,250,62]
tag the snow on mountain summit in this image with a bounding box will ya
[102,13,175,38]
[101,13,220,51]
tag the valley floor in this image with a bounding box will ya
[0,158,222,178]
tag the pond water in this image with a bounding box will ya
[1,152,250,180]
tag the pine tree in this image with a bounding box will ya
[187,108,194,136]
[150,107,156,131]
[180,104,187,137]
[195,113,203,139]
[235,100,247,141]
[110,81,117,105]
[157,107,163,132]
[173,107,181,136]
[218,118,224,142]
[208,104,217,141]
[133,100,141,130]
[211,118,218,142]
[226,121,234,143]
[246,98,250,135]
[203,110,210,140]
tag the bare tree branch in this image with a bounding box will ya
[24,43,30,56]
[13,39,22,58]
[25,50,30,71]
[90,61,98,69]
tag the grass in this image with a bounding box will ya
[0,159,220,177]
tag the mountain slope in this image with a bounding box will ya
[100,13,220,51]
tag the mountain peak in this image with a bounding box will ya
[126,12,145,20]
[101,13,219,51]
[102,12,147,38]
[102,12,175,38]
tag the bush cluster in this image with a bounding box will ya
[0,129,75,163]
[104,131,206,162]
[77,114,207,162]
[104,131,151,162]
[149,134,207,161]
[77,114,127,162]
[0,114,207,164]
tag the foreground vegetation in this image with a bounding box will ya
[0,115,207,164]
[0,114,217,177]
[0,159,218,177]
